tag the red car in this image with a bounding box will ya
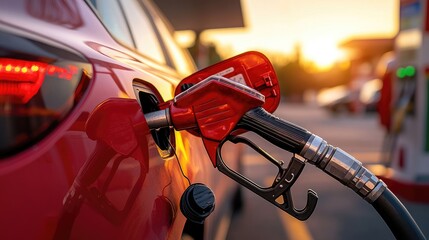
[0,0,241,239]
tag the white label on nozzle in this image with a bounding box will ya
[174,75,264,103]
[229,74,246,86]
[213,67,247,86]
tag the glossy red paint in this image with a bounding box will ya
[0,0,237,239]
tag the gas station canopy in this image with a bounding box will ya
[153,0,244,32]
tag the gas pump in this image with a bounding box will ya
[376,0,429,202]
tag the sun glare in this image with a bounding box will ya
[303,41,346,70]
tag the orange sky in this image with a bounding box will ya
[176,0,399,69]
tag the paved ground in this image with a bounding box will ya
[225,102,429,240]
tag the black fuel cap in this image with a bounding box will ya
[180,183,215,224]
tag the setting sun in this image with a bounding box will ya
[303,41,346,70]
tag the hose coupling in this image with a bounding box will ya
[300,134,386,203]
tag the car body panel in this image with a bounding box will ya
[0,0,239,239]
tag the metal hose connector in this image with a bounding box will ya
[300,134,386,203]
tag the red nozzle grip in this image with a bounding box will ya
[170,79,265,166]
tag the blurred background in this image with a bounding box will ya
[153,0,428,239]
[158,0,397,109]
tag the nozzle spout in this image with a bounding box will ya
[144,109,171,130]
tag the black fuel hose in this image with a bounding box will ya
[238,107,426,239]
[238,107,312,154]
[372,189,426,240]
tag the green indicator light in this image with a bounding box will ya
[396,67,406,78]
[405,66,416,77]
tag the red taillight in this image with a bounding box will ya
[0,58,80,104]
[0,59,47,103]
[0,30,93,158]
[0,57,91,157]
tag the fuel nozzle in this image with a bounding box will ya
[144,75,386,222]
[145,76,264,130]
[145,76,265,166]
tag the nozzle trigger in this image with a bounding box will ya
[216,135,318,220]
